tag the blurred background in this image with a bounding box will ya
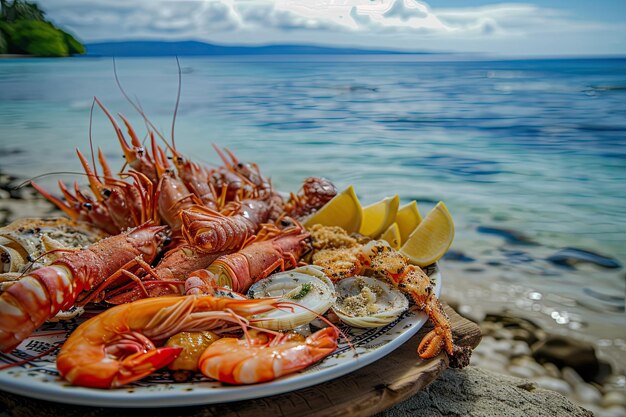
[0,0,625,410]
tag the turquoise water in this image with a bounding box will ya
[0,56,625,362]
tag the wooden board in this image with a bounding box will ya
[0,304,481,417]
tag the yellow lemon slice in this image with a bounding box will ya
[400,201,454,266]
[380,222,401,250]
[359,195,400,238]
[396,201,422,245]
[303,185,362,233]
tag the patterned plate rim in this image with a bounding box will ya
[0,264,441,407]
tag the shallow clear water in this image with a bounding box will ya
[0,56,625,365]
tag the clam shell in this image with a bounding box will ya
[0,217,105,276]
[247,265,336,330]
[333,276,408,328]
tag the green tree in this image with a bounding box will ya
[0,1,84,57]
[9,20,68,56]
[61,29,84,55]
[0,30,7,54]
[1,0,45,22]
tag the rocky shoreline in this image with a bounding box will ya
[463,310,625,417]
[1,171,624,415]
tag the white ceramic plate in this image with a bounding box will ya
[0,265,440,408]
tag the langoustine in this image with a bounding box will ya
[0,224,168,352]
[187,222,310,294]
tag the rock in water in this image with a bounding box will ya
[484,313,542,345]
[443,249,475,262]
[531,336,604,382]
[546,248,622,269]
[477,226,537,245]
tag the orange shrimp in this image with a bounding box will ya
[56,294,290,388]
[0,224,168,352]
[198,327,339,385]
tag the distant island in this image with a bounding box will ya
[84,40,428,57]
[0,0,84,57]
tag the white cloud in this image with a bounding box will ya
[40,0,626,55]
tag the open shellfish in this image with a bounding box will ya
[333,276,408,328]
[247,265,336,330]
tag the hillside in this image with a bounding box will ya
[0,0,84,57]
[84,40,426,57]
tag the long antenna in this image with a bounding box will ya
[172,56,181,151]
[88,97,98,177]
[112,57,175,153]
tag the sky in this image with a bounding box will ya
[41,0,626,56]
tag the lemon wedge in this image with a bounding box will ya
[396,201,422,245]
[359,195,400,238]
[380,222,401,250]
[303,185,362,233]
[399,201,454,266]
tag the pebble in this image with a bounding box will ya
[492,339,513,353]
[477,360,507,375]
[562,367,585,386]
[470,310,625,412]
[508,365,536,379]
[543,362,562,379]
[458,304,486,323]
[602,391,626,408]
[532,376,572,395]
[510,340,531,357]
[0,189,9,199]
[596,406,626,417]
[479,325,496,338]
[492,328,514,340]
[575,382,603,405]
[513,357,548,377]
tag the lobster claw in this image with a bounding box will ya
[113,347,182,388]
[417,328,445,359]
[417,324,455,359]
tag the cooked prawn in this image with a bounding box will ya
[56,294,290,388]
[198,327,339,385]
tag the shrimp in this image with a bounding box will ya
[198,327,339,385]
[0,224,168,352]
[56,294,290,388]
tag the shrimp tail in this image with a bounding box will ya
[113,347,183,388]
[60,346,182,389]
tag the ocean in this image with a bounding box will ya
[0,56,624,367]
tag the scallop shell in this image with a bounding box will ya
[333,276,408,328]
[247,265,336,330]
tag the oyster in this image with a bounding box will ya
[247,265,336,330]
[333,276,408,328]
[0,217,105,280]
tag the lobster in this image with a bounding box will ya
[284,177,338,219]
[187,222,310,294]
[0,224,169,352]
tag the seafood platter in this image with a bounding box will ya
[0,99,457,406]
